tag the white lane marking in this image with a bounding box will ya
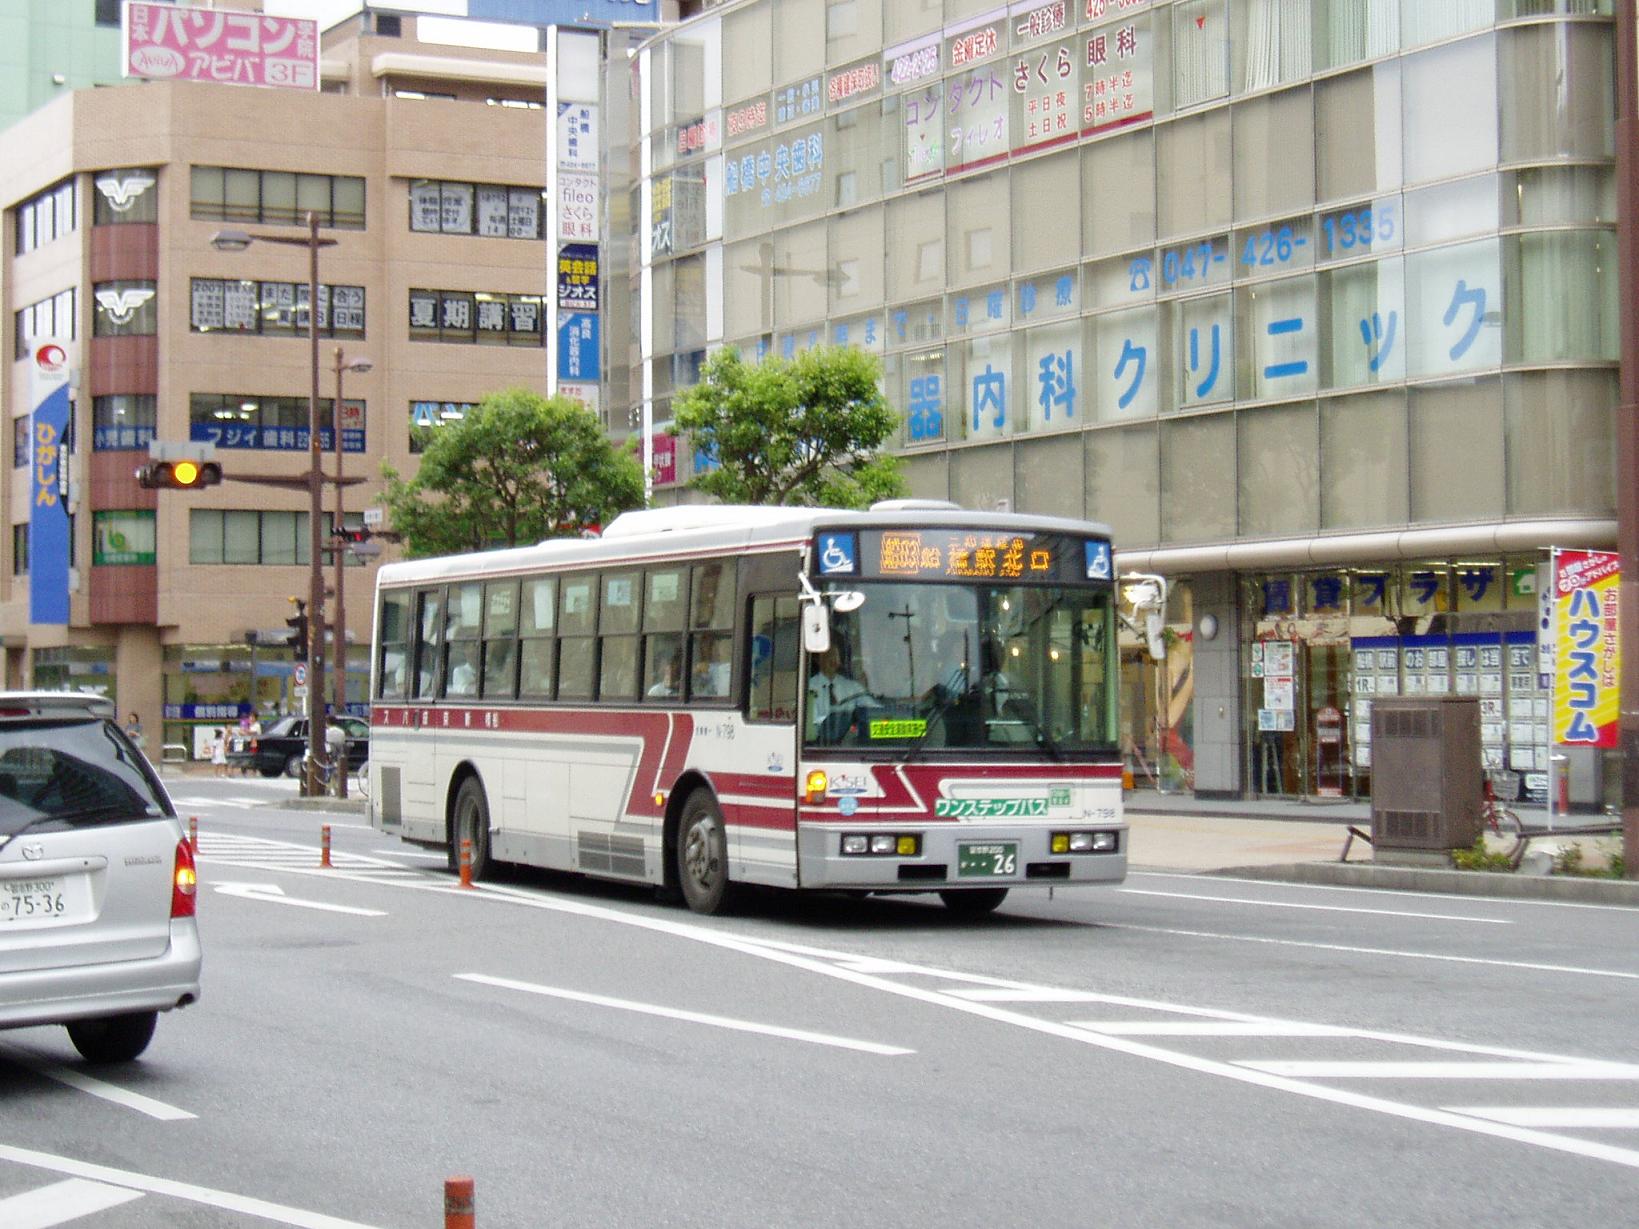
[1104,921,1639,981]
[1240,1060,1639,1081]
[1130,870,1639,915]
[1076,1021,1355,1038]
[945,988,1112,1002]
[170,797,255,811]
[1116,887,1511,924]
[258,863,1639,1168]
[0,1178,143,1227]
[0,1043,195,1120]
[456,973,913,1056]
[377,850,446,860]
[0,1145,383,1229]
[212,883,386,917]
[1447,1108,1639,1129]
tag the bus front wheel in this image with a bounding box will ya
[677,791,733,915]
[938,888,1008,915]
[451,776,492,881]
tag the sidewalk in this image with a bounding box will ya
[1122,788,1639,906]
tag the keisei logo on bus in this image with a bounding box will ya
[34,343,67,375]
[817,533,857,576]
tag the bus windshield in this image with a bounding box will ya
[805,582,1115,753]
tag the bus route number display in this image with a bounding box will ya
[879,530,1047,580]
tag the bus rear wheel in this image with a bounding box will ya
[938,888,1008,915]
[676,791,732,915]
[451,776,492,881]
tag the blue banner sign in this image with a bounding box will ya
[29,342,71,625]
[558,312,600,381]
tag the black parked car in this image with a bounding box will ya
[227,715,369,779]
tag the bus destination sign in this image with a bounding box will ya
[819,529,1112,583]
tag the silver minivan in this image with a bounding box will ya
[0,692,201,1062]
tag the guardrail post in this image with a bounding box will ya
[444,1175,475,1229]
[188,816,198,856]
[321,823,332,869]
[459,838,474,889]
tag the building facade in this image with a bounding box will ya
[1,11,561,757]
[631,0,1620,804]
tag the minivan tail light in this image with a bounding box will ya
[172,838,198,918]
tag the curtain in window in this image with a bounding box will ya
[1242,0,1312,93]
[1516,232,1614,363]
[1174,1,1229,108]
[1401,0,1491,49]
[1324,0,1399,67]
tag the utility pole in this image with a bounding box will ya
[1615,1,1637,877]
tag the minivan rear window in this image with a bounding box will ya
[0,719,168,835]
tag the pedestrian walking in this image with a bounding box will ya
[211,727,228,777]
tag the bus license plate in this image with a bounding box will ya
[2,877,68,922]
[957,842,1017,878]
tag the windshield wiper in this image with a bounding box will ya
[992,688,1065,761]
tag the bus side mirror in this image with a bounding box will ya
[803,603,831,655]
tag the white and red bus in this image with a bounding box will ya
[365,501,1127,915]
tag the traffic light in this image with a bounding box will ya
[285,598,308,658]
[336,527,372,546]
[136,459,222,490]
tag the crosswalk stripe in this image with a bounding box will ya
[0,1178,142,1227]
[1446,1108,1639,1128]
[1239,1060,1639,1080]
[944,988,1112,1002]
[1072,1021,1355,1038]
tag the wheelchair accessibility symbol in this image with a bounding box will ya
[1084,540,1112,580]
[817,533,857,576]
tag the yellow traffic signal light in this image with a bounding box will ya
[136,460,223,490]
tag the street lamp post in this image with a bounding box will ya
[331,347,371,799]
[212,212,337,797]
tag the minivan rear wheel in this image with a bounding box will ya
[66,1011,158,1063]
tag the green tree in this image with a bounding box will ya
[381,388,643,557]
[672,345,905,508]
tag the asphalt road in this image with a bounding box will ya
[3,776,1637,1228]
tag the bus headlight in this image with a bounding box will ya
[841,834,868,854]
[840,833,922,857]
[1052,831,1120,854]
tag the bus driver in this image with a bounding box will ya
[808,646,874,743]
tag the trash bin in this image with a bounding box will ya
[1369,696,1481,852]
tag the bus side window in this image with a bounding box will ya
[748,595,800,722]
[378,591,411,700]
[413,588,443,700]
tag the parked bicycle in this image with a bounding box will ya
[1481,775,1522,838]
[305,752,368,799]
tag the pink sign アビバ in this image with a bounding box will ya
[124,2,318,91]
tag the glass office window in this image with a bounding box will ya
[1091,306,1158,421]
[1318,256,1404,389]
[1157,108,1232,240]
[723,2,773,103]
[886,191,944,303]
[772,221,829,327]
[1314,62,1401,204]
[1087,424,1160,547]
[1405,238,1501,377]
[829,204,885,313]
[1233,0,1313,93]
[1320,390,1408,529]
[1084,130,1156,258]
[1504,231,1618,364]
[947,172,1010,289]
[1503,371,1616,518]
[1314,0,1399,70]
[1174,0,1230,108]
[1408,376,1503,524]
[1401,0,1492,50]
[826,0,882,67]
[1500,22,1614,163]
[1011,151,1079,274]
[1402,34,1497,186]
[773,0,825,85]
[1239,402,1319,537]
[1161,412,1236,542]
[1232,87,1314,220]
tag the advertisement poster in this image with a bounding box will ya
[124,2,318,90]
[1551,548,1620,748]
[29,341,71,624]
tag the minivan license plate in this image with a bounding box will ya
[2,877,67,922]
[957,842,1018,877]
